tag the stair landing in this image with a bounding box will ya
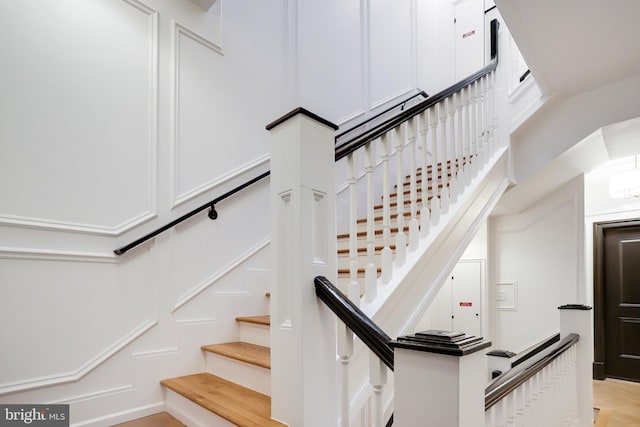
[161,372,285,427]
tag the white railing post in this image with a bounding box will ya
[365,143,378,302]
[369,353,388,427]
[267,108,338,427]
[347,153,361,304]
[559,305,594,427]
[391,331,490,427]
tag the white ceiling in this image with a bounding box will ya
[496,0,640,97]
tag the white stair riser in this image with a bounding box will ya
[164,388,236,427]
[238,321,270,347]
[204,352,271,396]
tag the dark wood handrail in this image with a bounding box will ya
[335,90,428,141]
[335,18,499,162]
[115,19,499,257]
[484,333,579,410]
[314,275,394,371]
[511,333,560,368]
[114,171,270,255]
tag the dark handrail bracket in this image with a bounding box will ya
[114,170,270,255]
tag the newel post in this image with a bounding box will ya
[559,304,594,427]
[266,108,339,427]
[390,331,491,427]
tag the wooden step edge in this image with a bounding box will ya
[356,212,411,224]
[337,244,397,255]
[202,342,271,369]
[112,412,186,427]
[338,267,382,275]
[161,373,286,427]
[337,226,411,240]
[236,315,270,326]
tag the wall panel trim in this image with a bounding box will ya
[0,320,157,396]
[172,237,270,312]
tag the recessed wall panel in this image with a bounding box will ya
[369,0,414,108]
[0,0,156,233]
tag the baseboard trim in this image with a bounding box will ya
[71,402,165,427]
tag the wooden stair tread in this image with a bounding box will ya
[337,244,396,255]
[338,267,382,275]
[112,412,185,427]
[236,315,270,325]
[202,342,271,369]
[337,226,410,240]
[160,373,285,427]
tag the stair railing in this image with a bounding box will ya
[336,19,500,307]
[328,18,501,427]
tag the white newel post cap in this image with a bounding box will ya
[390,331,491,427]
[559,304,594,427]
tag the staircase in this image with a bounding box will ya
[160,315,285,427]
[337,159,468,280]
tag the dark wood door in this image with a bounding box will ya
[603,225,640,381]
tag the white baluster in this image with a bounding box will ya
[393,125,407,267]
[429,107,441,226]
[380,133,393,284]
[407,117,419,251]
[369,354,387,427]
[471,80,479,177]
[347,153,361,304]
[438,101,449,214]
[338,325,353,427]
[455,90,464,186]
[514,385,525,426]
[478,76,487,166]
[505,390,516,426]
[364,143,377,302]
[488,71,496,156]
[418,111,430,237]
[462,86,471,187]
[448,95,458,204]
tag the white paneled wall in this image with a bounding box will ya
[0,0,473,425]
[297,0,460,129]
[489,176,585,352]
[0,0,283,425]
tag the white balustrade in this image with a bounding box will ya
[331,66,501,427]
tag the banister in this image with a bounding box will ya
[114,171,270,255]
[314,275,394,371]
[484,333,579,410]
[115,18,499,256]
[335,90,428,141]
[511,332,560,368]
[335,18,499,162]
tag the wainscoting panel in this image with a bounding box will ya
[0,0,158,234]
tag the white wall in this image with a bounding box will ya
[0,0,464,425]
[0,0,285,425]
[488,176,585,352]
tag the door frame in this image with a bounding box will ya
[593,217,640,380]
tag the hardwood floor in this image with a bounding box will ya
[112,412,184,427]
[593,378,640,427]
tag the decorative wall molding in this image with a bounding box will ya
[0,247,118,263]
[132,347,181,358]
[0,320,157,396]
[189,0,218,11]
[171,20,239,209]
[0,212,157,237]
[370,86,414,111]
[50,384,134,405]
[173,154,270,209]
[172,237,270,312]
[0,0,159,237]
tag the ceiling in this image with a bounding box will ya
[495,0,640,97]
